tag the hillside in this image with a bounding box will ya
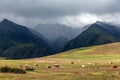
[0,19,50,59]
[1,44,48,59]
[64,21,120,51]
[49,42,120,60]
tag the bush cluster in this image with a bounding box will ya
[0,66,26,74]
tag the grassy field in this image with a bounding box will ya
[0,42,120,80]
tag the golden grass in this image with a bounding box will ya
[0,42,120,80]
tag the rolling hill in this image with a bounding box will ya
[49,42,120,60]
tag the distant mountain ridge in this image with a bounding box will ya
[51,36,68,52]
[34,23,81,42]
[33,23,82,53]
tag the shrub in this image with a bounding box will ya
[25,67,34,71]
[11,68,26,74]
[0,66,26,74]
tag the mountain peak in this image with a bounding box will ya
[2,19,9,22]
[95,21,107,26]
[1,19,14,25]
[96,21,102,23]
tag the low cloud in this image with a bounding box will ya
[0,0,120,27]
[58,13,120,28]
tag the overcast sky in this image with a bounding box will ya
[0,0,120,28]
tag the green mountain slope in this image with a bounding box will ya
[64,22,120,51]
[1,44,48,59]
[0,19,50,59]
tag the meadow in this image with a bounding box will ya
[0,42,120,80]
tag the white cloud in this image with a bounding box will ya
[58,13,120,28]
[59,14,101,28]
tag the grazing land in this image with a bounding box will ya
[0,42,120,80]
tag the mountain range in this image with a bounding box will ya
[0,19,120,59]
